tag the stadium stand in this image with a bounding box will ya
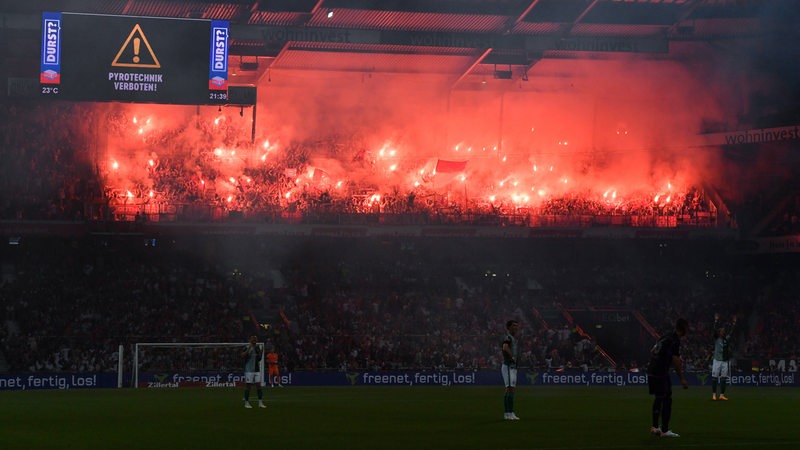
[1,236,798,375]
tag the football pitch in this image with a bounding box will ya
[1,385,797,450]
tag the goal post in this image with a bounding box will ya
[133,342,264,388]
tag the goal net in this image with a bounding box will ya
[133,342,264,388]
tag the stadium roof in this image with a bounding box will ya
[1,0,798,88]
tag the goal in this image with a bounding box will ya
[133,342,264,388]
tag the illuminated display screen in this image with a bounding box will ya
[40,12,229,105]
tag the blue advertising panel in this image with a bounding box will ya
[208,20,229,93]
[2,370,797,390]
[40,12,62,88]
[0,373,118,390]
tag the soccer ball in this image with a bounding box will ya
[260,323,271,330]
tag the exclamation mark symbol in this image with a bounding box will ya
[133,37,140,63]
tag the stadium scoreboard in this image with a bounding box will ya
[40,12,229,105]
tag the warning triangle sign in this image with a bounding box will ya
[111,24,161,68]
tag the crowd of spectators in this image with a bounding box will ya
[276,238,800,375]
[1,236,797,378]
[0,100,723,229]
[0,101,98,221]
[765,193,800,236]
[1,100,798,379]
[0,238,246,374]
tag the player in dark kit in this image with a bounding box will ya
[646,318,689,438]
[501,320,520,420]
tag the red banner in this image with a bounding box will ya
[435,159,467,173]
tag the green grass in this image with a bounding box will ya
[1,386,798,449]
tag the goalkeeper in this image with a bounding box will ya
[241,335,266,408]
[266,346,282,387]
